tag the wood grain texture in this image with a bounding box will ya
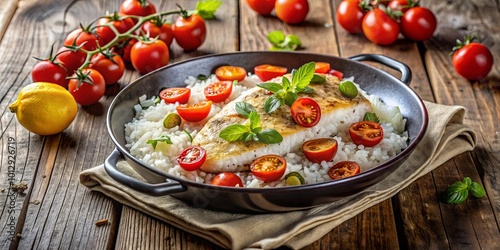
[0,0,17,42]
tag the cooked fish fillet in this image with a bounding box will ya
[192,74,372,173]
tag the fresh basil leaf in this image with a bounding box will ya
[257,82,283,93]
[195,0,222,20]
[281,75,292,91]
[235,102,255,118]
[267,31,285,46]
[257,128,283,144]
[293,62,316,91]
[219,124,249,142]
[264,95,283,113]
[146,135,173,150]
[310,74,326,84]
[363,112,380,123]
[242,132,255,142]
[442,181,469,204]
[197,74,207,80]
[463,177,473,186]
[469,181,486,198]
[283,91,298,107]
[281,34,302,50]
[302,86,315,94]
[248,111,261,130]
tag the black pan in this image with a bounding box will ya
[104,51,428,213]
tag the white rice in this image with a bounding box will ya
[124,74,409,188]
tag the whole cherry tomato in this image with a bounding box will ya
[302,138,338,163]
[246,0,276,16]
[176,101,212,122]
[400,6,437,41]
[64,27,103,51]
[388,0,410,13]
[68,69,106,106]
[141,17,175,47]
[349,121,384,147]
[250,154,287,182]
[211,172,244,187]
[452,37,494,81]
[159,88,191,104]
[130,39,170,74]
[290,97,321,127]
[172,14,206,51]
[362,8,400,45]
[254,64,287,81]
[55,46,87,75]
[89,51,125,85]
[215,66,247,82]
[204,81,233,103]
[314,62,331,73]
[115,38,137,63]
[95,12,135,45]
[31,60,69,88]
[275,0,309,24]
[336,0,366,34]
[328,161,361,180]
[177,146,206,171]
[119,0,157,23]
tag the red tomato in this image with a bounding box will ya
[159,88,191,104]
[141,19,175,47]
[215,66,247,82]
[246,0,276,16]
[68,69,106,106]
[314,62,331,73]
[95,12,135,45]
[177,146,206,171]
[176,101,212,122]
[116,38,137,63]
[388,0,410,13]
[31,60,69,88]
[64,28,103,51]
[55,47,87,75]
[336,0,366,34]
[172,14,206,51]
[254,64,287,81]
[349,121,384,147]
[302,138,338,163]
[290,97,321,127]
[204,81,233,103]
[89,52,125,85]
[119,0,157,23]
[362,8,400,45]
[130,39,170,74]
[275,0,309,24]
[328,161,361,180]
[400,7,437,41]
[452,39,494,81]
[211,172,244,187]
[250,155,287,182]
[328,69,344,79]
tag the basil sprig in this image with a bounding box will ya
[441,177,486,204]
[219,102,283,144]
[258,62,316,113]
[267,30,302,51]
[146,135,173,150]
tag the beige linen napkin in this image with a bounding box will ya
[80,101,476,250]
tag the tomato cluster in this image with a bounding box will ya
[246,0,309,24]
[337,0,437,45]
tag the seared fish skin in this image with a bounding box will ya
[192,74,371,173]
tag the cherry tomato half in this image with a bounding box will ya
[328,161,361,180]
[246,0,276,16]
[177,146,206,171]
[302,138,338,163]
[349,121,384,147]
[275,0,309,24]
[176,101,212,122]
[314,62,331,74]
[250,154,287,182]
[172,14,206,51]
[452,41,494,81]
[204,81,233,103]
[254,64,287,81]
[362,8,399,45]
[215,66,247,82]
[211,172,244,187]
[160,87,191,104]
[290,97,321,127]
[328,69,344,79]
[400,7,437,41]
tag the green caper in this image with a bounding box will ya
[285,171,305,186]
[339,80,358,98]
[163,113,182,129]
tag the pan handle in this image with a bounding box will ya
[104,149,186,196]
[348,54,412,85]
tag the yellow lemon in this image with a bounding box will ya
[9,82,78,136]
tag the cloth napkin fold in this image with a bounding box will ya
[79,101,476,250]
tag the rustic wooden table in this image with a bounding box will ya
[1,0,499,249]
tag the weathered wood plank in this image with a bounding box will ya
[0,0,17,42]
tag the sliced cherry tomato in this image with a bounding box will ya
[176,101,212,122]
[275,0,309,24]
[302,138,338,163]
[211,172,244,187]
[314,62,331,73]
[246,0,276,16]
[254,64,287,81]
[172,14,206,51]
[204,81,233,103]
[177,146,206,171]
[250,154,287,182]
[160,87,191,104]
[215,66,247,82]
[400,6,437,41]
[328,161,361,180]
[31,60,69,88]
[328,69,344,79]
[130,39,170,74]
[362,8,400,45]
[349,121,384,147]
[89,51,125,85]
[290,97,321,127]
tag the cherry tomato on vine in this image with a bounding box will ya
[275,0,309,24]
[246,0,276,16]
[314,62,331,74]
[254,64,287,81]
[362,8,399,45]
[177,146,206,171]
[55,47,87,75]
[89,51,125,85]
[388,0,410,13]
[290,97,321,127]
[64,27,103,51]
[211,172,244,187]
[215,66,247,82]
[452,38,494,81]
[31,60,69,88]
[336,0,366,34]
[95,12,135,45]
[204,81,233,103]
[349,121,384,147]
[68,69,106,106]
[159,87,191,104]
[172,14,206,51]
[141,18,174,47]
[130,39,170,74]
[250,154,287,182]
[328,161,361,180]
[400,7,437,41]
[119,0,157,23]
[302,138,338,163]
[176,101,212,122]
